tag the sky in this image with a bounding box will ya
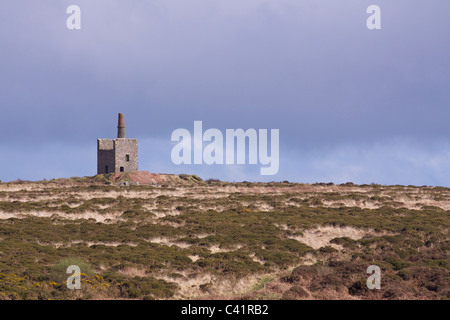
[0,0,449,185]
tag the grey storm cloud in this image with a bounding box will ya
[0,0,449,184]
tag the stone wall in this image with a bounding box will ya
[97,139,115,174]
[114,138,138,173]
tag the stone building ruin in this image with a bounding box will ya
[97,113,138,174]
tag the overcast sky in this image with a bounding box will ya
[1,1,449,185]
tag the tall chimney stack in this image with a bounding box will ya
[117,113,125,138]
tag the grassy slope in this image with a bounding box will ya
[0,175,448,300]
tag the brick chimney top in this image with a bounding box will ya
[117,113,125,138]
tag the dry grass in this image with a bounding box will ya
[287,226,392,250]
[0,174,448,300]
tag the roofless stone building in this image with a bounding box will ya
[97,113,138,174]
